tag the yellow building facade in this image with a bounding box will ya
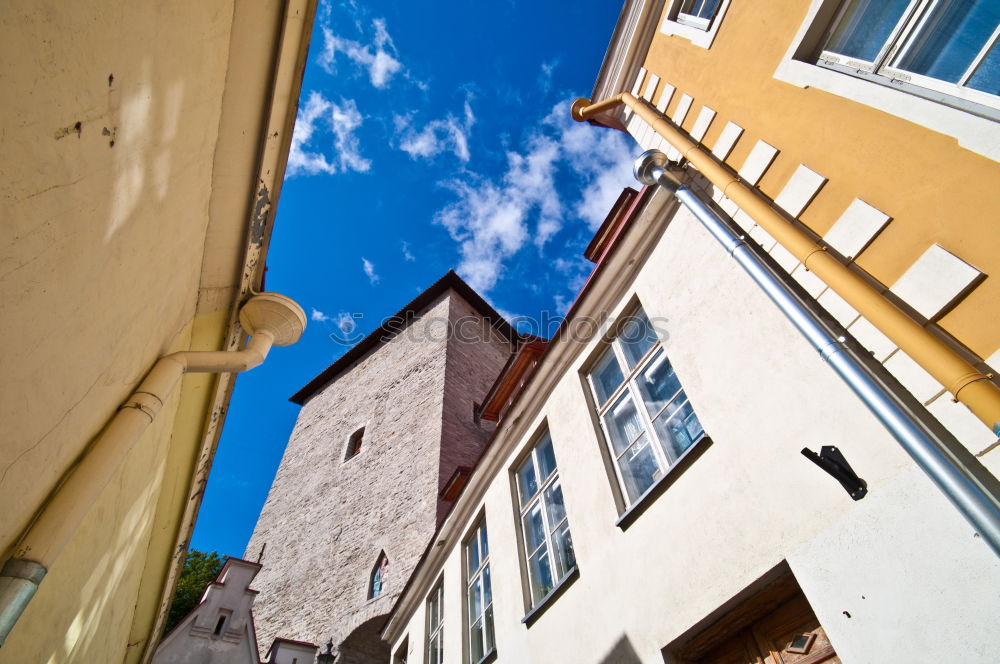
[0,1,316,662]
[585,0,1000,450]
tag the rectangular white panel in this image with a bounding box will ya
[823,198,891,261]
[738,140,778,186]
[631,67,647,96]
[817,288,859,326]
[711,121,743,161]
[656,82,676,113]
[671,94,693,125]
[890,244,983,321]
[773,165,826,218]
[689,106,716,142]
[643,73,660,102]
[846,317,897,361]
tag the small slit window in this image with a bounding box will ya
[369,552,389,599]
[345,427,364,461]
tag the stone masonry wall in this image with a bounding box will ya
[245,289,514,661]
[246,293,452,656]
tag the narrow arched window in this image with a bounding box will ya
[369,552,389,599]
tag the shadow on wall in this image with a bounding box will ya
[599,634,642,664]
[337,613,391,664]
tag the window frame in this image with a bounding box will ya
[512,429,577,612]
[814,0,1000,118]
[660,0,732,49]
[675,0,722,30]
[392,637,409,664]
[773,0,1000,162]
[425,579,445,664]
[584,306,707,511]
[368,551,388,600]
[463,518,496,664]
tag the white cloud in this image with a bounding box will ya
[318,18,402,89]
[287,91,371,177]
[401,241,416,262]
[362,257,379,284]
[311,308,332,322]
[397,99,475,162]
[538,59,560,94]
[435,101,635,293]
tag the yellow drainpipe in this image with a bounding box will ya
[0,293,306,647]
[572,93,1000,433]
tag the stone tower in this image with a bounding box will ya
[245,271,516,663]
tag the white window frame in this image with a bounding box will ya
[464,519,495,664]
[774,0,1000,162]
[513,431,576,608]
[585,307,706,508]
[660,0,732,49]
[815,0,1000,116]
[425,580,444,664]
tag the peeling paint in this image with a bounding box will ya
[54,121,83,140]
[250,180,270,246]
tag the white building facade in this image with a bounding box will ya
[381,184,1000,663]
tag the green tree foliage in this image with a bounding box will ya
[164,550,226,635]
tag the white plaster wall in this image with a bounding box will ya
[389,204,1000,663]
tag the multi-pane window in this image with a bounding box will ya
[676,0,722,30]
[426,582,444,664]
[465,520,495,663]
[515,432,576,606]
[817,0,1000,110]
[587,308,706,505]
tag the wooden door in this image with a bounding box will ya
[697,594,839,664]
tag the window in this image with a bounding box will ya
[587,308,706,506]
[465,520,495,663]
[345,427,364,461]
[426,581,444,664]
[369,552,388,599]
[661,0,732,49]
[515,432,576,606]
[816,0,1000,113]
[212,609,231,637]
[676,0,722,29]
[393,637,409,664]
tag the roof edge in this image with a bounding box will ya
[290,270,521,405]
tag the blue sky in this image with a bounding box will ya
[191,0,638,558]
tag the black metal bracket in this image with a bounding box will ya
[801,445,867,500]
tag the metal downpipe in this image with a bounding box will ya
[573,94,1000,434]
[634,150,1000,557]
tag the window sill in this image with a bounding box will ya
[774,1,1000,163]
[471,648,498,664]
[520,567,579,627]
[615,436,712,531]
[660,0,731,50]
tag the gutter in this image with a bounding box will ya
[136,1,319,658]
[572,93,1000,435]
[632,148,1000,556]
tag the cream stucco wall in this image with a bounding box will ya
[0,0,313,661]
[386,192,1000,663]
